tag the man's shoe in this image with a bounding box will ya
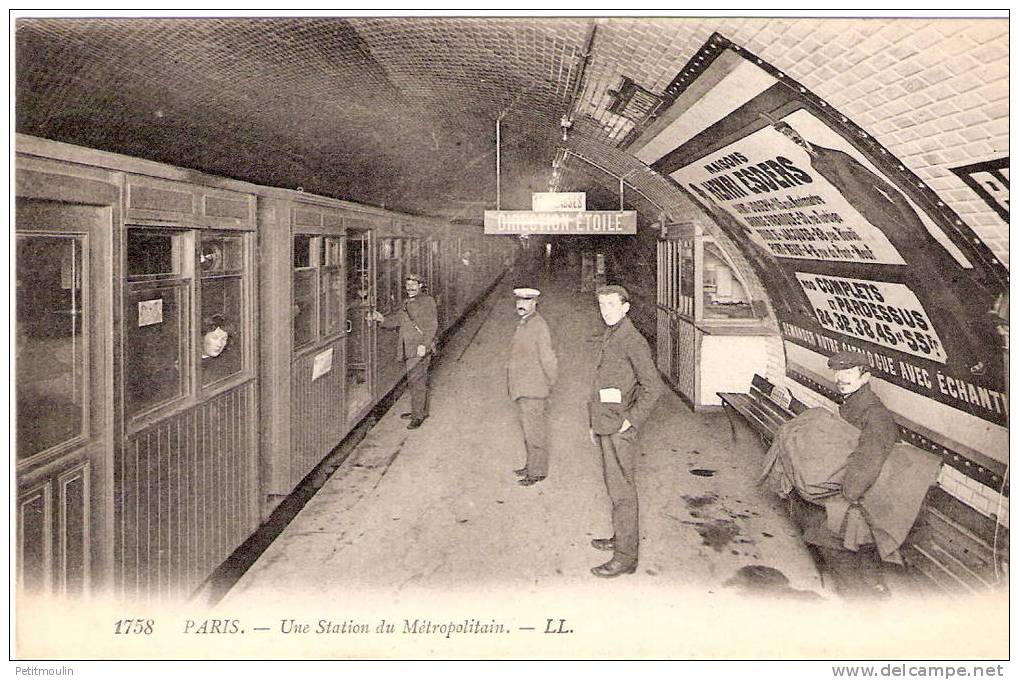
[517,476,545,487]
[407,418,425,430]
[400,413,413,420]
[591,537,615,551]
[591,558,637,578]
[513,467,528,477]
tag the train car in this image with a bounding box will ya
[14,134,516,601]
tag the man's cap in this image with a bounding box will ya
[596,284,630,302]
[406,273,424,284]
[513,287,541,299]
[827,351,869,370]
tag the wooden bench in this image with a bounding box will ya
[718,374,807,447]
[718,374,1008,596]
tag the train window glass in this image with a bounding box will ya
[16,235,86,458]
[127,231,175,276]
[320,237,344,338]
[200,234,243,273]
[125,228,190,417]
[293,269,316,350]
[323,236,342,267]
[294,234,313,269]
[376,239,397,312]
[293,233,321,351]
[125,280,189,417]
[200,233,245,387]
[320,269,343,338]
[702,242,753,319]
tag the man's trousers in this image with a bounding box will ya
[407,355,431,420]
[596,428,639,566]
[515,397,549,478]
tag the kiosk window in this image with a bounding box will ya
[702,242,753,319]
[678,239,695,317]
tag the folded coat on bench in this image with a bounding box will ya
[761,408,941,564]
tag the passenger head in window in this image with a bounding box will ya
[201,314,230,359]
[200,242,224,272]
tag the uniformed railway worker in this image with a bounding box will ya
[506,287,558,486]
[369,273,438,429]
[588,285,663,578]
[788,350,899,597]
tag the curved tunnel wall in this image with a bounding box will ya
[564,31,1008,530]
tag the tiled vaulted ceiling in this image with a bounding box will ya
[15,16,1009,267]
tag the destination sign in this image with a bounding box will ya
[532,191,586,211]
[483,210,637,235]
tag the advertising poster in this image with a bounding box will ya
[665,107,1007,429]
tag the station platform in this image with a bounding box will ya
[223,268,824,604]
[209,269,1013,658]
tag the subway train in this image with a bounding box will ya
[15,134,517,601]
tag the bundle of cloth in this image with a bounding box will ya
[761,407,941,564]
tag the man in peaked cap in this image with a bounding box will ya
[587,284,663,578]
[787,349,900,598]
[507,286,558,486]
[369,273,438,429]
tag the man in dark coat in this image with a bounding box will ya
[507,287,558,486]
[588,285,663,578]
[787,350,899,597]
[369,273,438,429]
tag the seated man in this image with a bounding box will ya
[785,351,899,598]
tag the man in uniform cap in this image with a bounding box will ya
[587,284,663,577]
[506,287,558,486]
[368,273,438,429]
[787,349,899,597]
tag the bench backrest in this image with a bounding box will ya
[749,374,809,418]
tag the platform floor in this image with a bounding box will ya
[225,268,822,593]
[215,268,1006,658]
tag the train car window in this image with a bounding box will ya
[199,233,245,387]
[293,279,317,353]
[377,238,398,312]
[322,236,343,266]
[125,228,190,417]
[293,233,345,351]
[294,233,312,268]
[127,230,176,276]
[16,234,86,458]
[320,236,344,338]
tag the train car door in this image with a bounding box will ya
[345,227,376,424]
[15,183,115,597]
